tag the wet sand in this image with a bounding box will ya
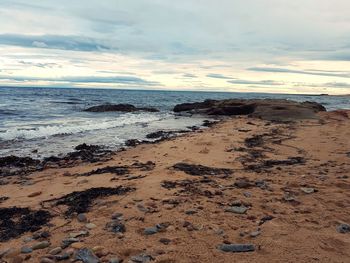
[0,110,350,263]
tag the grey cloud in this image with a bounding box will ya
[0,34,110,52]
[248,67,350,78]
[207,73,235,80]
[228,79,283,86]
[183,73,197,78]
[0,75,159,86]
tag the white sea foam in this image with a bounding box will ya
[0,113,166,141]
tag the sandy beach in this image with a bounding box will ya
[1,107,349,263]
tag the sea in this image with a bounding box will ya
[0,86,349,159]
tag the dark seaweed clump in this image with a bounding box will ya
[0,207,51,242]
[173,163,233,176]
[51,186,135,216]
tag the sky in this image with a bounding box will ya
[1,0,350,94]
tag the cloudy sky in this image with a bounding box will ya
[1,0,350,94]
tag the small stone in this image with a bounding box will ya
[20,247,33,254]
[300,187,315,194]
[218,244,255,253]
[77,213,88,222]
[85,223,97,229]
[75,248,99,263]
[32,241,50,250]
[159,238,171,245]
[144,227,159,235]
[250,231,261,238]
[27,191,42,197]
[243,192,252,198]
[185,209,197,215]
[336,223,350,234]
[106,221,126,233]
[71,243,85,249]
[129,253,154,263]
[40,258,55,263]
[65,248,75,256]
[23,237,34,243]
[111,212,123,220]
[49,247,62,255]
[61,238,79,248]
[225,206,248,214]
[109,257,122,263]
[69,230,89,238]
[55,253,70,261]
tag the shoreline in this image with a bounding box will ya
[0,106,350,262]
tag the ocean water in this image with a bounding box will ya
[0,86,349,158]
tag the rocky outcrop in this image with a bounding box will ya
[173,99,326,121]
[84,104,159,113]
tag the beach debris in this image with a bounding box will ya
[245,135,264,148]
[75,248,100,263]
[336,223,350,234]
[246,157,305,171]
[259,215,274,226]
[172,163,232,176]
[84,103,159,113]
[81,166,129,177]
[218,244,255,253]
[45,186,135,216]
[0,207,51,242]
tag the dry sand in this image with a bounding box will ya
[0,110,349,263]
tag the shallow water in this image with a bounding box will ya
[0,86,349,158]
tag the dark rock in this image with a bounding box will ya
[61,238,79,248]
[144,227,159,235]
[20,247,33,254]
[84,104,159,113]
[105,221,126,233]
[259,215,274,225]
[146,131,174,140]
[0,207,51,242]
[218,244,255,253]
[336,223,350,234]
[75,248,100,263]
[129,253,154,263]
[31,241,50,250]
[173,99,326,121]
[173,163,232,176]
[125,139,141,147]
[234,178,253,189]
[159,238,171,245]
[77,213,88,222]
[55,253,70,261]
[44,186,135,216]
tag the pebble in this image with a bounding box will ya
[336,223,350,234]
[144,227,159,235]
[225,206,248,214]
[27,191,42,197]
[69,230,89,238]
[32,241,50,250]
[159,238,171,245]
[129,253,154,263]
[110,258,122,263]
[75,248,99,263]
[111,212,123,220]
[218,244,255,253]
[85,223,97,229]
[55,253,70,261]
[71,243,85,249]
[40,258,55,263]
[20,247,33,254]
[77,213,88,222]
[300,187,315,194]
[250,231,261,238]
[49,247,62,255]
[185,209,197,215]
[61,238,79,248]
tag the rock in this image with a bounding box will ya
[129,253,154,263]
[27,191,42,198]
[225,206,249,214]
[105,221,126,233]
[218,244,255,253]
[173,99,326,121]
[32,241,50,250]
[70,231,89,238]
[55,253,70,261]
[77,213,88,222]
[300,187,316,194]
[85,223,97,229]
[112,212,123,220]
[250,231,261,238]
[61,238,80,248]
[159,238,171,245]
[144,227,159,235]
[185,209,197,215]
[84,104,159,113]
[40,258,55,263]
[71,243,85,249]
[20,247,32,254]
[336,223,350,234]
[234,178,253,188]
[49,247,62,255]
[110,258,122,263]
[75,248,100,263]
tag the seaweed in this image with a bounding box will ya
[172,163,232,176]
